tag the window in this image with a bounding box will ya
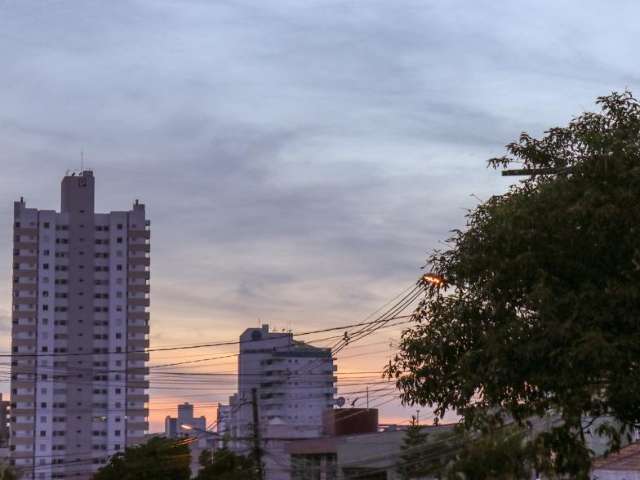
[43,222,50,229]
[42,263,49,270]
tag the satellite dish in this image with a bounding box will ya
[335,397,346,407]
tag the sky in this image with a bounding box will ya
[1,0,639,431]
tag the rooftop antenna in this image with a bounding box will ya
[80,149,84,172]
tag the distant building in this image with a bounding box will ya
[10,171,150,479]
[215,403,232,447]
[164,417,178,439]
[164,403,209,477]
[164,402,206,438]
[287,416,454,480]
[222,324,336,480]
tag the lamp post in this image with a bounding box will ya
[182,424,218,465]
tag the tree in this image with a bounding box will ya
[386,91,640,478]
[441,420,537,480]
[92,436,190,480]
[396,416,433,479]
[0,463,16,480]
[196,447,259,480]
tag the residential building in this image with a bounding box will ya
[164,403,206,438]
[164,417,178,439]
[287,415,454,480]
[223,324,336,480]
[0,394,9,448]
[215,403,231,447]
[10,170,150,479]
[592,442,640,480]
[164,403,209,478]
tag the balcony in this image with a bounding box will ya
[12,325,36,334]
[128,284,150,294]
[128,298,150,307]
[128,271,150,280]
[13,271,37,281]
[128,311,150,321]
[14,227,38,236]
[127,352,149,362]
[128,230,151,240]
[129,244,150,253]
[128,257,150,267]
[128,325,150,335]
[13,256,37,264]
[127,394,148,403]
[14,241,37,250]
[14,283,37,293]
[127,379,150,389]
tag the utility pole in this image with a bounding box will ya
[251,388,265,480]
[366,386,369,409]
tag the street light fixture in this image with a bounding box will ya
[422,273,445,286]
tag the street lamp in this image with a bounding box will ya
[181,425,218,463]
[421,272,445,286]
[181,424,220,438]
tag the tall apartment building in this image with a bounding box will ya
[10,171,150,480]
[0,394,9,448]
[223,324,336,480]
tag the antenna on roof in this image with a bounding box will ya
[80,149,84,172]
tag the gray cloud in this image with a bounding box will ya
[0,0,637,426]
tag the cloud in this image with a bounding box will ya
[0,0,637,429]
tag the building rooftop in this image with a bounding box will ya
[593,442,640,471]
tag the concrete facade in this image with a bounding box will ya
[0,394,9,448]
[222,324,336,480]
[10,171,150,479]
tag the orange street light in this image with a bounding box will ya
[422,273,445,286]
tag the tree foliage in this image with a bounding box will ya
[396,416,432,480]
[196,447,259,480]
[386,91,640,478]
[442,420,538,480]
[0,464,16,480]
[92,437,191,480]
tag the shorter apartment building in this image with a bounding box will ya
[164,403,206,439]
[220,324,336,480]
[163,403,209,478]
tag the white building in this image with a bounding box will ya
[223,324,336,480]
[165,403,207,439]
[10,171,150,479]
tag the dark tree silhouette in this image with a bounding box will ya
[92,437,190,480]
[387,91,640,478]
